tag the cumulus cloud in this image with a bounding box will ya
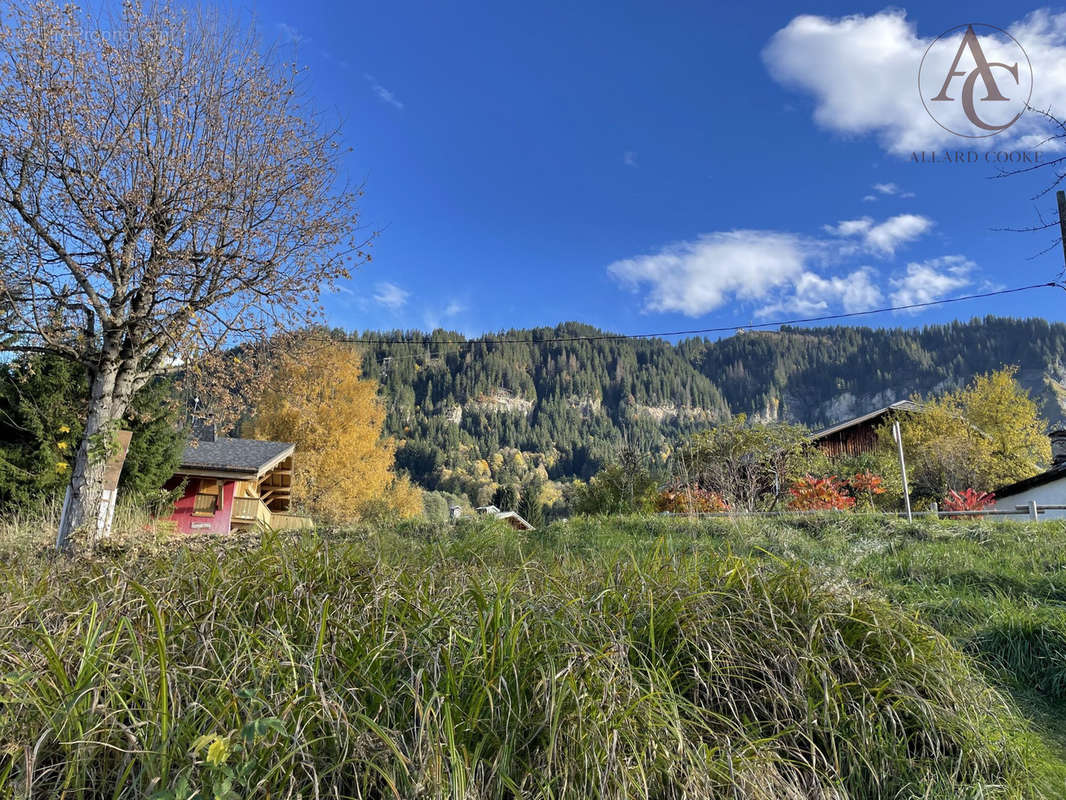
[608,212,952,318]
[763,10,1066,155]
[364,74,404,110]
[757,267,883,317]
[373,281,409,309]
[823,213,933,256]
[863,214,934,255]
[608,231,813,316]
[889,256,974,307]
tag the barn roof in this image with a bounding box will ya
[177,437,294,478]
[811,400,921,440]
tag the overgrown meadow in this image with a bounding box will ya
[2,514,1066,799]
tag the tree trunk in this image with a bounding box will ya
[55,363,133,552]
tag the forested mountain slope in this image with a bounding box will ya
[348,317,1066,486]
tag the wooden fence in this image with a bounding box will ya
[660,501,1066,520]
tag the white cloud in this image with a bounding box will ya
[443,300,466,316]
[364,74,404,110]
[608,230,813,316]
[889,256,974,307]
[608,207,965,318]
[623,150,638,167]
[373,281,409,309]
[862,194,878,202]
[824,213,933,256]
[824,217,873,237]
[757,267,882,316]
[871,181,916,199]
[763,10,1066,155]
[864,214,933,255]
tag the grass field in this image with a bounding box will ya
[2,513,1066,798]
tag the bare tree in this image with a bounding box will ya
[995,107,1066,271]
[0,2,366,550]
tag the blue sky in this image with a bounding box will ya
[217,0,1066,338]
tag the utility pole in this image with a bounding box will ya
[892,419,912,522]
[1058,190,1066,269]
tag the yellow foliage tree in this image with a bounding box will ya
[883,367,1050,500]
[252,341,421,523]
[961,368,1050,487]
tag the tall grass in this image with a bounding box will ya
[0,519,1041,799]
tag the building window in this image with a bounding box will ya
[191,479,222,516]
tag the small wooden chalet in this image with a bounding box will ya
[165,437,311,534]
[810,400,920,457]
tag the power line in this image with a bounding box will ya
[331,281,1061,357]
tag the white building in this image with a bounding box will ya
[992,431,1066,520]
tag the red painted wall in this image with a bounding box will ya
[166,477,236,535]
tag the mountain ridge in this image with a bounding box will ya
[347,316,1066,489]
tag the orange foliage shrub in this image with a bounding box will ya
[655,487,729,514]
[787,475,856,511]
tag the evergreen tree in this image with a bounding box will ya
[0,354,182,511]
[517,480,544,528]
[492,484,519,512]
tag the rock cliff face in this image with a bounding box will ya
[634,404,714,423]
[466,390,535,416]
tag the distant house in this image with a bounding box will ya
[993,431,1066,519]
[165,436,312,534]
[810,400,921,457]
[474,504,535,531]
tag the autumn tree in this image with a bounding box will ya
[673,416,819,511]
[0,2,363,549]
[882,367,1050,500]
[961,368,1051,486]
[251,341,420,523]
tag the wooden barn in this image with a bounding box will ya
[810,400,920,457]
[165,436,312,534]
